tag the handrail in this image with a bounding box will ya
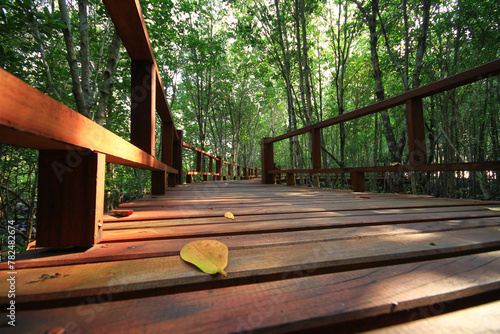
[0,0,184,247]
[262,59,500,189]
[182,142,260,182]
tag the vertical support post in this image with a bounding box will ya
[312,128,321,170]
[237,166,241,179]
[152,123,175,194]
[196,151,202,172]
[131,61,156,155]
[228,163,232,180]
[186,174,192,183]
[255,168,259,179]
[286,173,296,186]
[262,137,275,184]
[171,130,183,186]
[352,172,366,192]
[209,158,214,181]
[244,167,248,180]
[406,98,427,166]
[37,150,105,247]
[216,156,222,181]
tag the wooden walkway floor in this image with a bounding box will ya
[2,180,500,333]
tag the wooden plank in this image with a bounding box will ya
[101,216,500,243]
[266,59,500,143]
[2,227,500,307]
[102,198,499,221]
[36,151,105,247]
[103,207,499,229]
[0,69,176,173]
[9,217,500,270]
[8,250,500,333]
[366,300,500,334]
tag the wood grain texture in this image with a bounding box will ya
[5,180,500,332]
[0,68,175,173]
[366,300,500,334]
[36,151,105,247]
[8,251,500,333]
[3,227,500,306]
[7,218,500,270]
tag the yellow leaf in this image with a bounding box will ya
[224,211,235,220]
[180,240,228,277]
[481,206,500,211]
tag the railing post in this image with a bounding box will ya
[209,158,214,181]
[152,123,174,194]
[352,172,366,192]
[216,156,222,181]
[286,173,296,186]
[244,167,248,180]
[237,166,241,179]
[37,150,105,247]
[261,138,275,184]
[131,61,156,155]
[311,129,321,170]
[171,130,183,186]
[406,98,427,166]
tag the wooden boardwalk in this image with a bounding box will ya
[2,180,500,333]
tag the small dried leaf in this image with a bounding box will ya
[224,211,235,220]
[481,206,500,211]
[359,196,371,199]
[113,209,134,217]
[47,327,65,334]
[180,240,228,277]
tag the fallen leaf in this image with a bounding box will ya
[113,209,133,217]
[47,327,66,334]
[359,196,371,199]
[180,240,228,277]
[481,206,500,211]
[224,211,235,220]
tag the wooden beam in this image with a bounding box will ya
[171,130,183,185]
[265,59,500,144]
[37,151,105,247]
[131,61,155,156]
[216,156,223,181]
[351,172,366,192]
[271,161,500,174]
[261,138,275,184]
[103,0,176,128]
[312,129,321,169]
[406,98,427,166]
[0,69,176,173]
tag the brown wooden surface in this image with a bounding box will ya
[0,68,176,173]
[36,151,105,247]
[3,180,500,332]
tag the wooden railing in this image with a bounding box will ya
[262,59,500,190]
[0,0,256,248]
[182,143,260,182]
